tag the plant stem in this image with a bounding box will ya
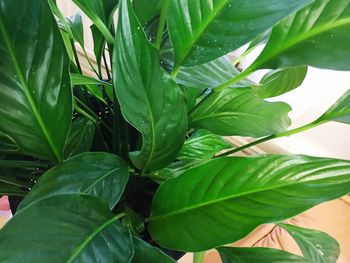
[217,121,323,157]
[71,40,83,73]
[83,48,101,79]
[214,68,254,93]
[103,51,112,80]
[155,0,170,50]
[193,252,206,263]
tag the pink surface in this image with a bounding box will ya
[0,196,10,211]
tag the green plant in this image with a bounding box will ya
[0,0,350,261]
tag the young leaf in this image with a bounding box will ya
[91,25,105,74]
[114,0,188,171]
[257,66,308,98]
[217,247,311,263]
[189,88,291,137]
[178,130,231,160]
[72,0,118,43]
[67,13,85,48]
[168,0,313,69]
[0,0,72,162]
[0,195,133,263]
[316,89,350,125]
[277,223,340,263]
[149,155,350,251]
[250,0,350,71]
[18,152,129,211]
[131,237,176,263]
[64,117,95,158]
[176,57,255,90]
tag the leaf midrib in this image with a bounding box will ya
[190,111,279,123]
[0,14,62,162]
[150,164,350,221]
[173,0,228,69]
[66,213,122,263]
[252,15,350,70]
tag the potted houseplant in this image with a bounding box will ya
[0,0,350,261]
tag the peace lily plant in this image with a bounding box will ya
[0,0,350,262]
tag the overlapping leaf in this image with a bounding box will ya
[0,0,72,162]
[251,0,350,70]
[149,155,350,251]
[113,0,187,171]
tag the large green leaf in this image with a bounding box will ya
[178,129,231,160]
[189,88,291,137]
[316,89,350,124]
[0,194,133,262]
[217,247,311,263]
[168,0,313,69]
[72,0,118,43]
[113,0,187,171]
[256,66,308,98]
[18,152,129,210]
[64,117,95,158]
[277,223,339,263]
[131,237,176,263]
[176,57,255,90]
[0,0,72,162]
[149,155,350,251]
[250,0,350,71]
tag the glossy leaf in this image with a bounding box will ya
[64,117,95,158]
[72,0,117,43]
[278,223,339,263]
[18,152,129,210]
[251,0,350,71]
[317,89,350,124]
[176,57,255,90]
[131,237,176,263]
[113,0,187,171]
[0,194,133,263]
[133,0,161,26]
[149,155,350,251]
[257,66,308,98]
[0,0,72,162]
[168,0,313,68]
[189,88,291,137]
[217,247,311,263]
[67,13,85,47]
[91,25,105,73]
[178,130,231,160]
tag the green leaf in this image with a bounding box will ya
[316,89,350,124]
[18,152,129,210]
[250,0,350,71]
[178,130,231,160]
[0,194,134,263]
[217,247,311,263]
[180,86,203,113]
[0,0,72,162]
[189,88,291,137]
[131,237,176,263]
[176,57,255,90]
[149,155,350,251]
[113,0,187,171]
[277,223,340,263]
[168,0,313,69]
[72,0,117,44]
[64,117,95,158]
[133,0,162,26]
[91,25,105,73]
[67,13,85,47]
[256,66,308,98]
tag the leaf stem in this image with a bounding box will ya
[193,252,206,263]
[216,120,323,157]
[155,0,170,50]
